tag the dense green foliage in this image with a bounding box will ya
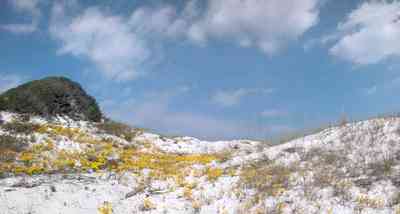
[0,77,102,122]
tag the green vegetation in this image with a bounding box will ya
[0,135,27,162]
[0,123,224,182]
[2,122,40,135]
[96,120,144,142]
[0,135,27,153]
[0,76,102,122]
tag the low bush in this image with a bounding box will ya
[239,160,292,201]
[97,120,143,141]
[0,135,27,152]
[0,135,27,162]
[206,167,223,181]
[0,77,102,122]
[2,122,40,135]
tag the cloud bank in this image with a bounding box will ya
[49,0,321,81]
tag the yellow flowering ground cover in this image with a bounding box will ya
[0,124,226,182]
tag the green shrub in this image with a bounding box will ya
[0,135,27,162]
[0,76,102,122]
[97,120,143,142]
[2,122,40,135]
[0,135,27,152]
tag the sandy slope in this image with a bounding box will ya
[0,112,399,213]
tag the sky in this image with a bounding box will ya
[1,0,400,140]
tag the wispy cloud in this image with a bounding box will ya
[360,76,400,96]
[1,23,38,34]
[211,88,274,107]
[303,33,340,51]
[329,1,400,65]
[49,1,199,82]
[1,0,42,34]
[261,109,288,118]
[49,3,151,81]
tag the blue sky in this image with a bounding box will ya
[1,0,400,140]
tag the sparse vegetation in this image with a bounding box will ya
[141,197,155,211]
[0,102,399,213]
[0,122,225,181]
[206,167,223,181]
[273,126,330,145]
[98,201,113,214]
[239,160,292,203]
[0,135,28,176]
[369,156,396,176]
[338,113,349,126]
[356,194,385,209]
[96,120,143,142]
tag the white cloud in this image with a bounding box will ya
[129,5,191,39]
[49,0,320,81]
[50,4,151,81]
[261,109,288,118]
[188,0,320,54]
[0,74,25,93]
[128,0,320,54]
[212,88,273,107]
[211,89,251,107]
[1,0,41,34]
[10,0,40,13]
[101,87,288,140]
[303,33,339,51]
[330,1,400,64]
[1,23,37,34]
